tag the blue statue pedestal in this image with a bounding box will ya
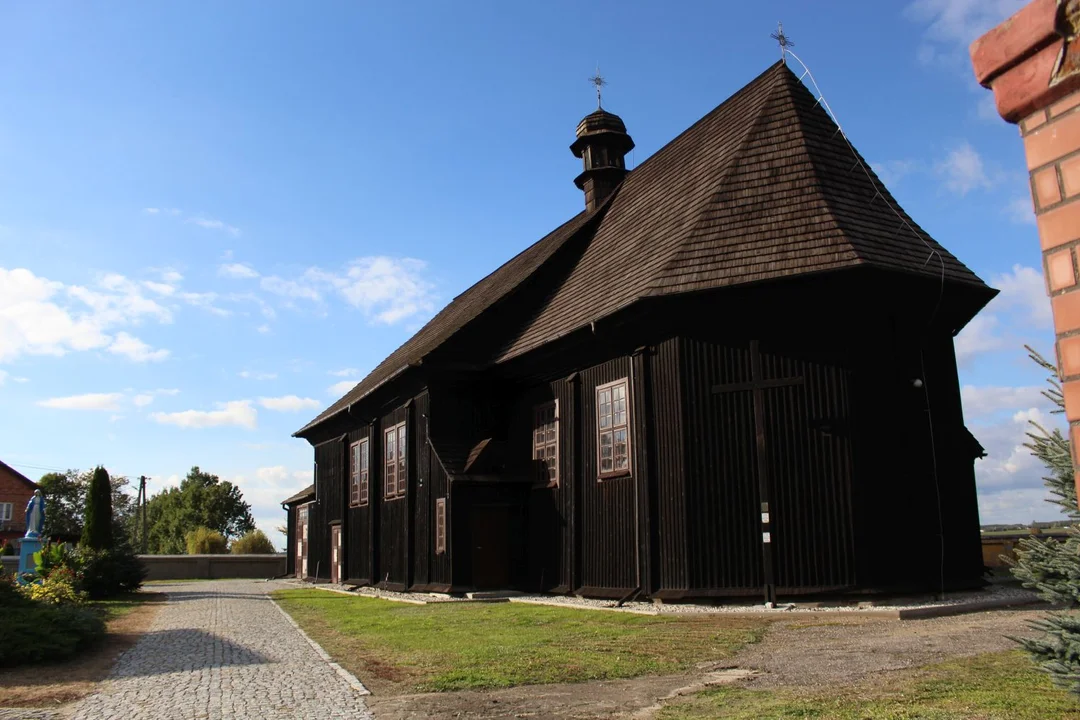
[17,537,42,581]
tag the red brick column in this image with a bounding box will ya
[972,0,1080,502]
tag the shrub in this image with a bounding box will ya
[0,601,105,667]
[0,541,14,556]
[81,465,114,550]
[185,526,228,554]
[34,542,82,579]
[19,572,87,606]
[77,542,146,599]
[231,529,275,554]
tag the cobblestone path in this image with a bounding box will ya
[70,580,372,720]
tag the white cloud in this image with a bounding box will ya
[257,395,321,412]
[150,400,257,429]
[108,331,169,362]
[334,257,436,324]
[961,385,1046,419]
[239,370,277,380]
[142,280,177,297]
[38,392,125,411]
[219,263,260,279]
[970,402,1068,523]
[328,368,360,377]
[256,257,437,325]
[991,264,1052,329]
[188,217,241,237]
[293,469,314,482]
[256,466,290,484]
[132,389,178,407]
[1006,195,1036,225]
[177,291,230,317]
[260,275,322,302]
[328,380,357,397]
[906,0,1026,74]
[143,208,160,215]
[954,265,1051,364]
[870,159,919,186]
[955,314,1003,363]
[160,269,183,284]
[256,324,271,334]
[936,142,995,195]
[906,0,1025,48]
[0,267,176,364]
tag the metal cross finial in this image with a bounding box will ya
[588,67,607,109]
[770,21,794,63]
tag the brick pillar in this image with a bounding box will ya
[972,0,1080,503]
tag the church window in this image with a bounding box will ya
[384,422,407,500]
[533,401,559,486]
[435,498,447,554]
[350,438,369,506]
[597,379,630,478]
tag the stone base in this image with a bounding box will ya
[18,537,42,580]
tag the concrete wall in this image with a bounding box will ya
[138,554,287,580]
[2,552,286,580]
[981,531,1069,568]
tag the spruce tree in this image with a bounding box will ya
[80,465,114,550]
[1009,347,1080,696]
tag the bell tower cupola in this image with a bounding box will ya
[570,71,635,212]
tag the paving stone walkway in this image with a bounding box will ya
[69,580,372,720]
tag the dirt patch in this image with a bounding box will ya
[369,605,1047,719]
[0,593,165,709]
[733,605,1047,690]
[367,668,750,720]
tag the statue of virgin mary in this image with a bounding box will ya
[25,489,45,539]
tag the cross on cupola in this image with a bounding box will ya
[569,69,635,211]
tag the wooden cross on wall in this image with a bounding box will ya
[711,340,803,606]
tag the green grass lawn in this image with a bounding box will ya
[271,589,767,693]
[658,651,1080,720]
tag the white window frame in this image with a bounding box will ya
[435,497,447,555]
[533,400,559,487]
[596,378,631,479]
[0,502,11,522]
[350,438,370,507]
[384,421,407,500]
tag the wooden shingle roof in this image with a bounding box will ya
[298,61,991,436]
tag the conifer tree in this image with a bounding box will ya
[80,465,114,550]
[1009,347,1080,696]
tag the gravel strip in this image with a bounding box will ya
[510,584,1038,615]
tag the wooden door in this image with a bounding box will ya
[470,505,511,589]
[331,525,342,584]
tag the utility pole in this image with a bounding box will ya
[138,475,148,554]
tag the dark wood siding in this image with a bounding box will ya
[285,505,296,577]
[680,334,857,597]
[345,424,373,584]
[412,392,431,588]
[682,337,761,594]
[647,338,686,594]
[309,438,345,582]
[579,356,637,594]
[379,405,409,587]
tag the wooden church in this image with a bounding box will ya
[284,61,996,603]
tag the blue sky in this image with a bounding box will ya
[0,0,1062,545]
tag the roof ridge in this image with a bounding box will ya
[778,68,983,286]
